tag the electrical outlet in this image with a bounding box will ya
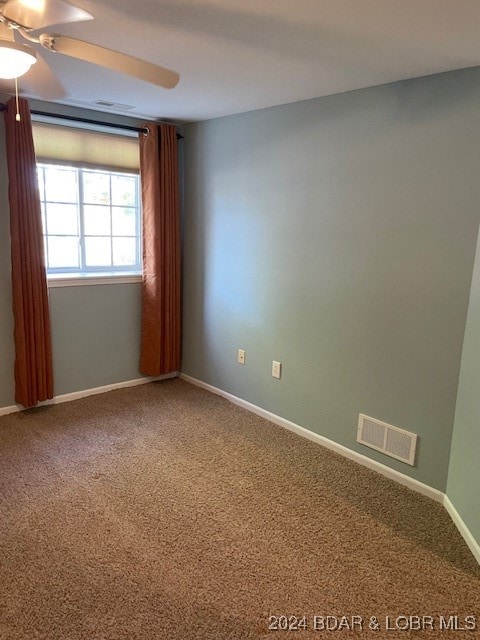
[272,360,282,379]
[237,349,246,365]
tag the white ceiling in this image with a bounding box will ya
[2,0,480,123]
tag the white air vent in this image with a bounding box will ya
[93,100,135,111]
[357,414,417,466]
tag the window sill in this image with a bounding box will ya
[47,273,142,288]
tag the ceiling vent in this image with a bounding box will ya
[93,100,135,111]
[357,414,417,466]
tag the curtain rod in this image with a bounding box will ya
[0,103,183,139]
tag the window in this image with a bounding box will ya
[32,120,142,284]
[38,163,141,276]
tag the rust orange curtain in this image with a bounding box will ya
[139,124,181,375]
[4,97,54,408]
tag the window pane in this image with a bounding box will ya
[45,203,78,235]
[84,205,111,235]
[48,237,79,268]
[83,172,110,204]
[37,167,45,200]
[111,174,136,206]
[112,207,136,236]
[38,162,140,276]
[41,203,46,233]
[44,167,77,203]
[113,237,137,266]
[85,237,112,267]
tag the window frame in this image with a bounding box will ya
[37,162,143,283]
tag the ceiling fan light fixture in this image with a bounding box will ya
[0,40,37,79]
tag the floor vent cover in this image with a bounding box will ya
[357,414,417,466]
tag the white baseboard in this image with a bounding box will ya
[0,372,178,417]
[180,373,479,565]
[443,496,480,565]
[180,374,444,502]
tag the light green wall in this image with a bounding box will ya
[48,283,142,395]
[0,97,145,406]
[447,230,480,544]
[182,68,480,492]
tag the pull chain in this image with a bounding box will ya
[15,78,21,122]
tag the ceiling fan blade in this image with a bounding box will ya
[0,21,15,40]
[20,50,65,99]
[45,35,180,89]
[1,0,92,30]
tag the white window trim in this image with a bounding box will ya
[33,116,142,287]
[38,163,142,283]
[47,273,142,288]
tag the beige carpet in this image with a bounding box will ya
[0,378,478,640]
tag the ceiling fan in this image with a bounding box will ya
[0,0,179,100]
